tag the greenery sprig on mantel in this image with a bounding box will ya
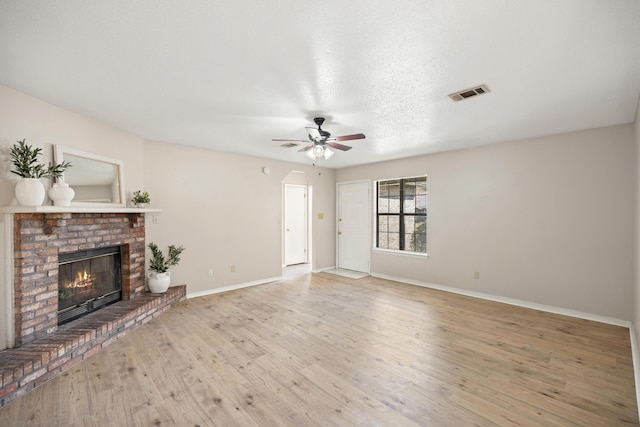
[148,243,185,273]
[10,139,71,179]
[131,190,151,205]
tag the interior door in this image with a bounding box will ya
[337,181,371,273]
[284,184,307,265]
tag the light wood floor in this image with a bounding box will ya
[0,270,637,426]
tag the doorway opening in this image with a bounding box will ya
[284,183,309,266]
[283,169,313,274]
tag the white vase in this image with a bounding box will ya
[15,178,46,206]
[147,271,171,293]
[48,182,75,206]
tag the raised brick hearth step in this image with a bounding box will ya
[0,285,186,408]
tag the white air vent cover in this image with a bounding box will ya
[448,84,491,102]
[280,142,299,148]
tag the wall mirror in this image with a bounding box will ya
[53,145,126,207]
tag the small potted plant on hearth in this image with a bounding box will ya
[147,242,185,293]
[131,190,151,208]
[10,139,72,206]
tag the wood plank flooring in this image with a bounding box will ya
[0,271,637,426]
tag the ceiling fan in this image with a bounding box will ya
[273,117,365,160]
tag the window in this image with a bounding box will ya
[376,176,427,253]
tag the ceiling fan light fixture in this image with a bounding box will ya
[323,147,334,160]
[312,144,325,158]
[306,149,316,160]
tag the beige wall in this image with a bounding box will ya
[143,141,336,296]
[0,85,145,205]
[633,95,640,409]
[337,125,635,320]
[634,96,640,339]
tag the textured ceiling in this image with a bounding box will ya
[1,0,639,169]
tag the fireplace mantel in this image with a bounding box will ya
[0,206,162,214]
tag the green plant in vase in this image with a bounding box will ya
[10,139,72,206]
[147,242,185,293]
[131,190,151,207]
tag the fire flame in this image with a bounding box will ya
[64,269,95,289]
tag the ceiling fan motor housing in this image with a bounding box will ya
[314,117,331,138]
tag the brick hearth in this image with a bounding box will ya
[0,211,186,408]
[0,286,185,407]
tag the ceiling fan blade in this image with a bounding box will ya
[327,142,352,151]
[298,144,314,152]
[272,138,308,142]
[334,133,366,142]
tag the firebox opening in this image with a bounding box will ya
[58,246,123,325]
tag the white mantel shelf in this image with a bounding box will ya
[0,206,162,214]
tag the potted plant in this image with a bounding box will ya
[10,139,72,206]
[147,242,185,293]
[131,190,151,207]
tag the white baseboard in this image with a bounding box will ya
[371,273,631,328]
[186,276,282,299]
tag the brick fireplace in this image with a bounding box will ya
[0,210,186,407]
[13,212,147,346]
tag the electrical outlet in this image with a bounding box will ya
[208,268,213,277]
[152,215,159,224]
[474,271,480,280]
[230,265,235,273]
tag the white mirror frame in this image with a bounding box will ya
[53,145,126,207]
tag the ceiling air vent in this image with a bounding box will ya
[280,142,299,149]
[448,84,491,102]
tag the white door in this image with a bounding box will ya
[284,184,307,265]
[337,181,371,273]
